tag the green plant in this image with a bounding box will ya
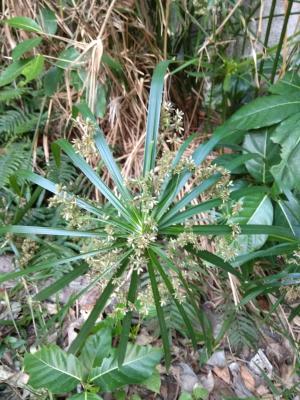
[179,385,209,400]
[0,62,298,369]
[24,326,162,398]
[213,72,300,257]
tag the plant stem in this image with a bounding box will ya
[259,0,277,81]
[270,0,294,83]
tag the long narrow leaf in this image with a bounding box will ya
[53,140,132,222]
[0,225,104,238]
[159,175,220,225]
[161,224,298,242]
[17,170,105,218]
[185,246,241,278]
[34,264,89,301]
[74,102,133,202]
[117,270,138,366]
[158,133,197,201]
[0,245,123,283]
[143,61,170,175]
[148,248,197,347]
[68,251,132,354]
[159,198,221,228]
[147,253,171,369]
[151,245,213,351]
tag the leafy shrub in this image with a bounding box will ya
[1,62,298,367]
[24,326,161,398]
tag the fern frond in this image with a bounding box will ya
[0,87,28,103]
[0,108,46,143]
[0,142,31,188]
[47,154,78,186]
[227,310,259,351]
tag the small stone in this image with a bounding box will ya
[178,363,199,393]
[207,350,227,368]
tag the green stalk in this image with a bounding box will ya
[271,0,294,83]
[259,0,277,80]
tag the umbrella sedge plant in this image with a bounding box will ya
[0,61,298,368]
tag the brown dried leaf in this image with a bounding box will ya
[213,366,231,384]
[240,365,256,392]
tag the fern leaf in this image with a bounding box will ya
[0,87,27,103]
[0,142,31,188]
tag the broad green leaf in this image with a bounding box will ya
[43,66,63,95]
[69,393,103,400]
[79,327,112,370]
[228,193,274,255]
[270,113,300,191]
[269,72,300,96]
[0,59,31,87]
[39,6,57,35]
[89,344,162,392]
[56,47,81,69]
[275,191,300,237]
[143,61,170,175]
[20,55,44,85]
[224,92,300,131]
[193,385,209,399]
[179,393,193,400]
[243,128,280,183]
[6,17,42,33]
[12,38,42,60]
[24,345,83,394]
[142,369,161,393]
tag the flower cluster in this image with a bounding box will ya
[72,119,97,159]
[48,185,85,228]
[18,239,38,268]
